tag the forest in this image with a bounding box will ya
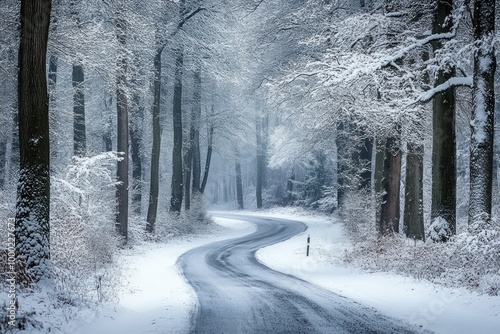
[1,0,500,332]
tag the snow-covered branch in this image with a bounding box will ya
[417,76,472,102]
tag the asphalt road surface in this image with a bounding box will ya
[178,213,421,334]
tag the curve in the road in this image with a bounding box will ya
[178,213,419,334]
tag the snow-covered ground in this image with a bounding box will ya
[252,210,500,334]
[71,218,255,334]
[18,210,499,333]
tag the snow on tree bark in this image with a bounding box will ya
[115,13,129,242]
[469,0,496,224]
[431,0,456,239]
[16,0,52,284]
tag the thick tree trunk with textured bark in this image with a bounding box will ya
[16,0,52,284]
[115,14,129,242]
[404,143,425,240]
[170,47,184,213]
[379,130,402,236]
[431,0,456,238]
[469,0,496,224]
[146,51,162,233]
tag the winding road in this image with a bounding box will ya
[178,213,419,334]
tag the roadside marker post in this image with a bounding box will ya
[306,234,310,257]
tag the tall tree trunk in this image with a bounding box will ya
[130,61,143,216]
[130,109,142,215]
[115,14,128,242]
[16,0,52,284]
[256,117,263,209]
[431,0,456,238]
[146,51,162,233]
[374,137,385,221]
[404,143,425,240]
[200,124,213,194]
[192,63,202,194]
[336,122,347,208]
[48,1,59,164]
[72,63,86,157]
[184,149,192,210]
[379,128,402,236]
[184,65,202,210]
[235,155,244,210]
[286,172,295,206]
[103,96,113,152]
[355,135,373,190]
[170,47,184,213]
[223,176,229,203]
[469,0,496,224]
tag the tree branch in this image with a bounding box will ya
[418,76,472,102]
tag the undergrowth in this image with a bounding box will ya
[342,191,500,296]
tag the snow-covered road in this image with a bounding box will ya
[179,213,418,333]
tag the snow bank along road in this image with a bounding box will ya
[179,213,420,334]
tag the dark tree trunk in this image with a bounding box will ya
[336,122,348,208]
[170,47,184,213]
[255,117,266,209]
[374,137,385,223]
[200,124,213,194]
[146,51,162,233]
[16,0,52,284]
[286,172,295,205]
[355,135,373,190]
[115,14,129,242]
[379,130,402,236]
[72,63,86,157]
[130,60,143,216]
[103,96,113,152]
[223,176,229,203]
[192,64,202,194]
[130,109,142,215]
[236,158,244,210]
[404,143,425,241]
[431,0,456,238]
[184,65,202,210]
[184,152,192,210]
[469,0,496,224]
